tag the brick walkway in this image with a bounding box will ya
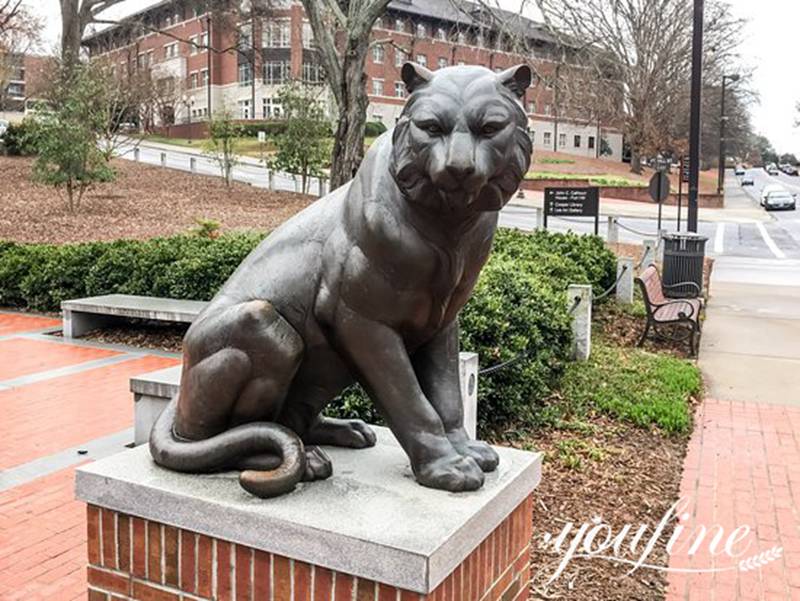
[667,399,800,601]
[0,313,179,601]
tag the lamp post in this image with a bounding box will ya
[687,0,705,233]
[182,94,192,144]
[717,73,741,195]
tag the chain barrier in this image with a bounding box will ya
[616,219,659,238]
[593,264,628,302]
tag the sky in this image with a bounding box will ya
[23,0,800,156]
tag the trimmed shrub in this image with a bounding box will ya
[0,228,615,431]
[2,121,37,156]
[364,121,388,138]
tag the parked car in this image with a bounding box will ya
[782,164,799,176]
[0,119,8,138]
[761,184,786,205]
[734,165,746,176]
[741,174,755,186]
[766,163,780,176]
[763,190,797,211]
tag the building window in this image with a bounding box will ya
[476,33,484,47]
[437,57,447,70]
[416,54,427,67]
[588,136,596,150]
[374,17,384,29]
[302,21,314,48]
[189,35,198,54]
[372,78,384,96]
[543,104,551,115]
[137,52,148,69]
[263,60,289,84]
[263,97,283,119]
[416,23,427,38]
[527,100,536,113]
[457,31,467,44]
[239,22,253,49]
[543,131,552,146]
[559,133,566,147]
[574,135,581,148]
[238,63,252,85]
[199,32,209,49]
[239,99,251,120]
[372,44,384,64]
[165,42,178,59]
[395,49,407,67]
[436,27,447,41]
[302,61,324,83]
[263,19,290,48]
[189,71,198,89]
[200,69,209,87]
[457,60,465,66]
[395,18,405,33]
[395,81,405,98]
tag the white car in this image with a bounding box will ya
[761,184,789,206]
[0,119,8,138]
[766,163,780,176]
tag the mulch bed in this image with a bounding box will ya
[518,417,687,601]
[0,156,313,244]
[51,319,187,353]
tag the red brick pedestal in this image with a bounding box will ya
[86,495,532,601]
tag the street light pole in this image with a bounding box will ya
[687,0,705,233]
[717,74,740,195]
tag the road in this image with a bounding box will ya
[119,141,800,262]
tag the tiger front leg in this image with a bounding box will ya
[331,303,484,492]
[412,320,499,473]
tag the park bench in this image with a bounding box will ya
[635,265,703,356]
[61,294,207,339]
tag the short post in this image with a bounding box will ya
[516,188,525,199]
[615,258,634,304]
[268,170,275,191]
[190,157,197,174]
[160,152,167,168]
[133,147,140,162]
[641,239,657,269]
[607,216,619,244]
[657,229,667,260]
[459,352,479,439]
[535,207,544,230]
[318,178,327,198]
[568,284,592,361]
[294,175,301,194]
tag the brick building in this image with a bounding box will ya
[0,53,49,121]
[83,0,623,161]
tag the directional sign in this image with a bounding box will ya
[544,187,600,234]
[681,155,690,184]
[649,171,670,203]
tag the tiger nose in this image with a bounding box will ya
[445,163,475,179]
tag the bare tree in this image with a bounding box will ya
[60,0,127,68]
[301,0,391,189]
[0,0,22,35]
[0,2,41,111]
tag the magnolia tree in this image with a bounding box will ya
[28,64,115,213]
[269,83,331,195]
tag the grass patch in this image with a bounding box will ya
[537,157,576,165]
[557,341,700,434]
[525,171,647,188]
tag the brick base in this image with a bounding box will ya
[84,495,532,601]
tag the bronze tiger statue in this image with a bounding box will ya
[150,62,533,497]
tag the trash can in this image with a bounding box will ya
[661,232,708,298]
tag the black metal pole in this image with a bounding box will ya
[677,161,683,232]
[206,16,212,120]
[717,76,727,195]
[657,172,664,232]
[688,0,704,233]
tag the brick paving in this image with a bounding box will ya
[667,399,800,601]
[0,313,179,601]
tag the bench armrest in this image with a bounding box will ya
[660,299,698,320]
[663,280,701,296]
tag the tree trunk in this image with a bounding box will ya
[630,147,642,175]
[329,45,369,190]
[60,0,82,69]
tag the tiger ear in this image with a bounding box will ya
[402,61,433,93]
[498,64,532,98]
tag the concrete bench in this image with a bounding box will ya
[61,294,208,339]
[130,353,480,446]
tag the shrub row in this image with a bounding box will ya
[0,228,615,431]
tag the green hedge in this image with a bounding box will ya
[364,121,388,138]
[0,228,615,431]
[1,120,37,156]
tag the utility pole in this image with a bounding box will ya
[687,0,704,232]
[717,73,740,195]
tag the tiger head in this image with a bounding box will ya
[390,62,533,215]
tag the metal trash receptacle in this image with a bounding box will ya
[661,232,708,298]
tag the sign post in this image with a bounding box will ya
[678,155,690,231]
[544,187,600,235]
[649,171,670,232]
